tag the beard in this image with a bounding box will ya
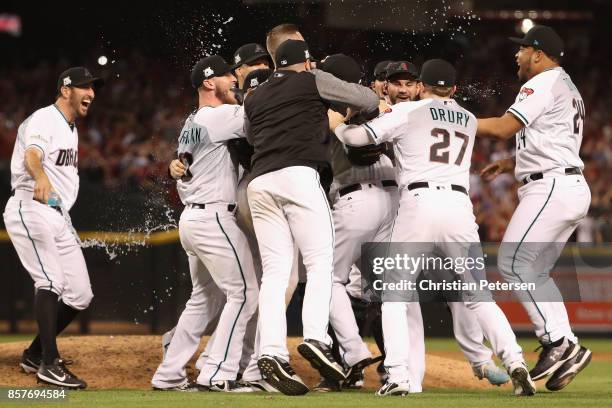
[216,86,237,105]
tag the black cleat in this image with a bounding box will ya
[257,355,309,396]
[37,358,87,389]
[313,377,341,392]
[530,337,579,381]
[20,349,41,374]
[546,345,592,391]
[344,358,370,389]
[297,339,346,382]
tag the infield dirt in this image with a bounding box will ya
[0,335,508,390]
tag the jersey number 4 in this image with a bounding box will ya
[429,128,469,165]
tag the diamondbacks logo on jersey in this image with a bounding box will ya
[518,87,534,102]
[55,148,78,167]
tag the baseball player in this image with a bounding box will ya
[3,67,103,388]
[370,60,393,101]
[244,39,379,395]
[151,55,258,392]
[231,43,272,90]
[324,59,508,392]
[265,23,304,67]
[331,59,534,396]
[477,25,592,391]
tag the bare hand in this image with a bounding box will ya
[328,109,346,132]
[169,159,186,180]
[33,174,53,203]
[378,99,390,114]
[480,158,514,182]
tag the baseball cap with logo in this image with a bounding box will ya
[191,55,233,88]
[385,61,419,80]
[57,67,104,92]
[232,43,272,69]
[319,54,363,84]
[509,25,565,60]
[419,59,456,87]
[373,60,393,81]
[274,39,314,68]
[242,68,272,93]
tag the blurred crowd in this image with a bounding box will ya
[0,30,610,242]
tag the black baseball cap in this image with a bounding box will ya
[57,67,104,92]
[509,25,565,60]
[386,61,419,80]
[232,43,272,69]
[274,39,314,68]
[319,54,363,84]
[373,60,393,80]
[242,68,272,92]
[191,55,233,88]
[419,59,456,87]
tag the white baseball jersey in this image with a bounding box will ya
[364,99,477,190]
[10,105,80,209]
[176,104,244,205]
[329,138,396,190]
[507,67,585,180]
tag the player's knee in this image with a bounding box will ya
[64,287,94,311]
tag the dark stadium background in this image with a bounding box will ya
[1,0,610,335]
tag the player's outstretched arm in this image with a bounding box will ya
[328,109,373,147]
[477,112,524,140]
[24,147,54,203]
[480,157,515,181]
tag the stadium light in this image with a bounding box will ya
[521,18,535,33]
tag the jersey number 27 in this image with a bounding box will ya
[429,128,469,165]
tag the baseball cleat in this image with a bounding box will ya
[473,361,511,386]
[313,377,341,392]
[37,358,87,389]
[529,337,579,381]
[257,355,309,396]
[244,379,280,393]
[375,381,411,396]
[20,349,41,374]
[209,380,255,392]
[153,381,207,392]
[508,361,536,396]
[545,345,592,391]
[297,339,346,382]
[161,327,176,359]
[344,358,370,389]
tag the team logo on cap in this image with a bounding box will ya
[250,78,259,87]
[304,50,311,59]
[204,67,214,78]
[63,77,72,86]
[234,54,242,64]
[437,80,445,85]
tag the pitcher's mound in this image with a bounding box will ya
[0,335,509,390]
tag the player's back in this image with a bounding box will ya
[394,98,477,191]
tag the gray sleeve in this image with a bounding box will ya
[311,69,379,113]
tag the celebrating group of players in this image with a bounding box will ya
[5,21,592,397]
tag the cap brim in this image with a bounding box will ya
[509,36,530,46]
[72,77,105,89]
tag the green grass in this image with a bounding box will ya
[1,336,611,407]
